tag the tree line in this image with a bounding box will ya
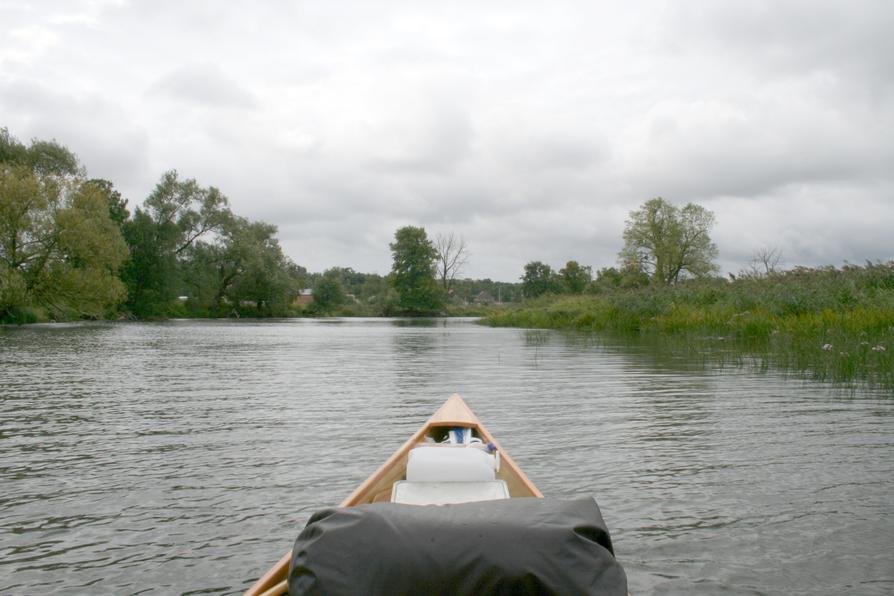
[0,128,517,322]
[0,129,313,322]
[3,127,758,322]
[521,197,722,298]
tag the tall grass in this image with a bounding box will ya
[484,263,894,389]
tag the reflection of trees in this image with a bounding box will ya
[523,330,551,347]
[389,318,448,328]
[390,325,439,392]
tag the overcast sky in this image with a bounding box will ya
[2,1,892,281]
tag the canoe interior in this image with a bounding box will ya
[245,394,541,596]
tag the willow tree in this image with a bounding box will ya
[0,131,127,321]
[121,171,231,317]
[619,197,718,285]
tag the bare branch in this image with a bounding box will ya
[741,246,783,278]
[434,232,469,291]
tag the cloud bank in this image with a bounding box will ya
[2,0,892,280]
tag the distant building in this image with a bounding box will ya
[473,290,495,305]
[294,288,314,306]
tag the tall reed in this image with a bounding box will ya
[484,263,894,389]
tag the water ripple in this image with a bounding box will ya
[1,319,892,595]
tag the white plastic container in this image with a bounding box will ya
[406,446,497,482]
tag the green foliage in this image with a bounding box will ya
[620,197,719,284]
[316,267,387,307]
[0,128,309,321]
[522,261,560,298]
[180,215,298,317]
[310,269,347,313]
[0,264,28,322]
[120,209,178,318]
[559,260,591,294]
[120,171,231,317]
[485,262,894,388]
[0,138,127,322]
[447,278,521,305]
[1,127,80,176]
[590,266,650,293]
[86,178,129,228]
[389,226,443,314]
[225,226,297,317]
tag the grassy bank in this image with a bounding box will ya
[484,263,894,389]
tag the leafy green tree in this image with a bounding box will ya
[389,226,443,314]
[619,197,719,285]
[181,215,269,313]
[451,278,521,304]
[230,256,293,316]
[559,260,591,294]
[86,178,129,229]
[120,209,178,317]
[312,269,347,313]
[589,266,650,293]
[121,170,231,316]
[179,213,299,317]
[1,128,80,177]
[0,163,127,320]
[522,261,559,298]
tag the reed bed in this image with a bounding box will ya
[484,263,894,389]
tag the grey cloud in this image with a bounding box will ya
[495,125,610,173]
[368,106,474,174]
[711,183,894,273]
[620,94,893,201]
[0,79,152,194]
[2,0,892,281]
[669,1,894,90]
[147,64,258,109]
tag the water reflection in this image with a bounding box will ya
[388,317,450,327]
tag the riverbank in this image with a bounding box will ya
[483,263,894,389]
[1,302,506,324]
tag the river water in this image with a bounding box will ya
[1,318,892,595]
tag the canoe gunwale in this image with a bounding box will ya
[243,394,541,596]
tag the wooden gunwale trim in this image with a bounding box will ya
[243,395,540,596]
[466,420,542,499]
[246,552,290,596]
[257,579,287,596]
[340,424,428,506]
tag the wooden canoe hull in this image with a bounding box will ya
[244,394,541,596]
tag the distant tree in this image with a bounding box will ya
[434,232,469,292]
[121,170,231,317]
[619,197,718,285]
[522,261,560,298]
[229,255,292,315]
[559,260,591,294]
[183,215,291,314]
[741,246,783,279]
[286,262,310,291]
[590,266,649,293]
[313,269,347,312]
[389,226,443,314]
